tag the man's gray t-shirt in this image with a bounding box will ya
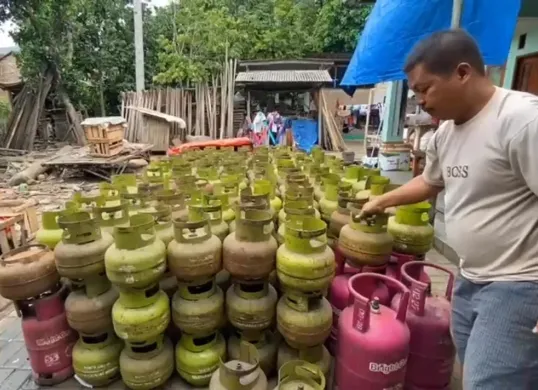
[423,87,538,282]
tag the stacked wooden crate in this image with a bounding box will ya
[81,117,127,157]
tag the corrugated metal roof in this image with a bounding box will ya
[235,70,333,84]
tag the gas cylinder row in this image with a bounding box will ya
[324,172,456,390]
[20,145,337,389]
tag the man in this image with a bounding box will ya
[361,29,538,388]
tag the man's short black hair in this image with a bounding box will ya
[404,29,486,77]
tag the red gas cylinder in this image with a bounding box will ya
[19,284,77,386]
[391,262,455,390]
[336,273,410,390]
[328,262,390,355]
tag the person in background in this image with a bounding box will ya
[361,29,538,388]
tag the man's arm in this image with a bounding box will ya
[508,117,538,197]
[362,130,445,214]
[374,174,443,210]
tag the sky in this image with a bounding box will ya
[0,0,172,48]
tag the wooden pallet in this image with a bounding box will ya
[88,139,124,157]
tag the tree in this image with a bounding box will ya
[313,0,373,53]
[152,0,322,85]
[0,0,140,117]
[153,0,246,85]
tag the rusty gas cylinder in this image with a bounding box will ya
[0,245,60,301]
[65,273,118,336]
[338,211,393,268]
[55,212,114,280]
[223,209,278,280]
[168,215,222,281]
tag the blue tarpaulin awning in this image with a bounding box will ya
[342,0,522,87]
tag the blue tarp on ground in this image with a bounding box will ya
[291,119,318,153]
[342,0,522,86]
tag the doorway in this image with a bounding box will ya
[513,53,538,95]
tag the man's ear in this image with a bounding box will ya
[456,63,472,83]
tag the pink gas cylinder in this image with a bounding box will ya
[387,252,431,299]
[336,273,410,390]
[391,261,455,390]
[328,261,390,355]
[19,283,77,385]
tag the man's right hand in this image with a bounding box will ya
[360,198,385,217]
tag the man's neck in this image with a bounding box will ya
[453,81,496,126]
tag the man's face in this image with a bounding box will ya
[407,63,469,120]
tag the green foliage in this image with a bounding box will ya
[314,0,373,53]
[152,0,371,85]
[0,0,372,114]
[0,100,10,120]
[0,0,140,115]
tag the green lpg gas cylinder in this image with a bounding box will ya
[228,329,278,377]
[223,209,278,281]
[36,209,74,249]
[253,178,283,217]
[65,274,119,336]
[207,193,235,225]
[112,284,170,343]
[209,342,268,390]
[229,189,274,233]
[388,202,434,255]
[92,201,130,237]
[191,203,230,242]
[338,211,393,268]
[341,165,362,185]
[112,174,138,194]
[226,281,278,331]
[319,175,351,223]
[105,214,166,288]
[156,189,187,220]
[73,332,123,387]
[273,360,326,390]
[139,204,174,246]
[54,212,114,280]
[121,192,154,216]
[277,200,317,246]
[120,336,174,390]
[176,332,227,387]
[160,271,178,298]
[276,217,335,294]
[72,191,105,216]
[352,167,380,192]
[278,188,320,226]
[172,278,225,335]
[168,216,222,281]
[276,292,332,350]
[277,343,331,377]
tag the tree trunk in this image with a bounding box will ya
[8,160,50,186]
[58,89,85,145]
[99,74,106,117]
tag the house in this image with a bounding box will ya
[234,57,387,148]
[0,50,22,102]
[488,1,538,93]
